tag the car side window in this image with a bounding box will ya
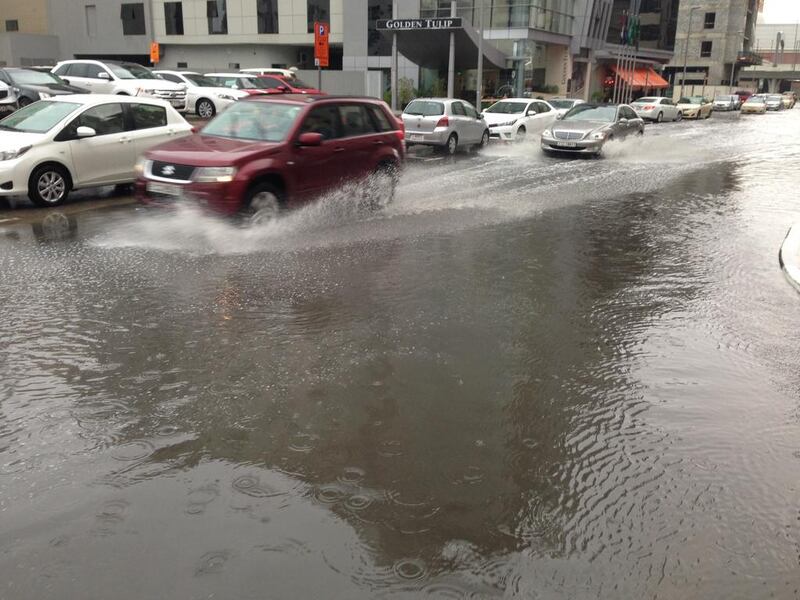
[76,103,126,136]
[69,63,90,78]
[535,102,551,113]
[463,102,479,119]
[159,73,181,84]
[261,77,283,89]
[624,107,637,119]
[53,64,69,76]
[451,102,466,116]
[85,64,107,79]
[366,105,394,132]
[130,103,168,130]
[339,104,378,137]
[298,105,341,140]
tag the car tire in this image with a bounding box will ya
[363,163,398,211]
[444,133,458,156]
[656,111,663,123]
[675,111,682,122]
[196,98,216,119]
[28,164,71,207]
[18,96,32,107]
[515,126,527,142]
[479,129,489,149]
[244,182,283,225]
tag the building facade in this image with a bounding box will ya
[665,0,759,91]
[0,0,59,66]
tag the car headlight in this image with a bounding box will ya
[138,88,157,96]
[38,92,52,99]
[542,128,553,137]
[498,119,518,127]
[217,94,236,101]
[0,146,31,161]
[192,166,237,183]
[590,131,607,140]
[134,157,150,176]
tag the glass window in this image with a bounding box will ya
[704,12,715,29]
[257,0,278,34]
[298,105,341,140]
[0,101,81,133]
[7,70,64,86]
[563,104,617,122]
[108,63,158,80]
[207,0,228,34]
[68,63,90,78]
[53,64,70,76]
[462,102,479,119]
[164,2,184,35]
[203,102,302,141]
[258,77,283,89]
[404,100,444,116]
[120,3,146,36]
[131,103,168,129]
[158,73,182,84]
[307,0,330,33]
[184,74,216,87]
[5,20,19,32]
[339,104,377,137]
[75,103,126,136]
[484,100,527,114]
[451,102,466,116]
[85,64,108,79]
[368,0,392,57]
[366,104,394,132]
[700,41,712,58]
[535,101,551,113]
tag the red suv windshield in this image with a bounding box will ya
[202,101,303,142]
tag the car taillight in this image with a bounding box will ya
[436,116,449,128]
[395,118,405,142]
[643,105,655,110]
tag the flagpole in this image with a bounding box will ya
[614,10,627,103]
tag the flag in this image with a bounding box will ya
[620,10,628,45]
[629,14,639,49]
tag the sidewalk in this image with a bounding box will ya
[779,224,800,292]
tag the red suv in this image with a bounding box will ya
[136,95,404,219]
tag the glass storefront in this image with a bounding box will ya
[420,1,574,36]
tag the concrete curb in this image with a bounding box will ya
[779,224,800,292]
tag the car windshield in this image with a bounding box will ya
[184,74,217,87]
[0,100,80,133]
[238,77,261,89]
[715,95,734,101]
[202,101,302,142]
[7,69,63,86]
[633,97,659,103]
[768,95,783,101]
[108,63,158,80]
[485,101,527,114]
[289,78,313,89]
[548,100,576,109]
[404,100,445,116]
[562,105,617,122]
[746,97,765,103]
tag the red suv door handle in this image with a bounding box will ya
[372,140,384,145]
[334,147,345,153]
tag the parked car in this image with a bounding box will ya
[734,90,753,104]
[547,98,585,117]
[0,81,18,115]
[240,68,297,80]
[480,98,557,141]
[249,74,323,95]
[630,96,682,122]
[154,70,247,118]
[203,73,276,96]
[765,94,785,111]
[676,96,713,119]
[712,94,739,111]
[0,67,86,107]
[52,60,187,111]
[402,98,489,154]
[781,91,796,109]
[0,95,193,206]
[740,95,767,114]
[136,95,405,221]
[540,103,644,156]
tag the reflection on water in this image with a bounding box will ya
[1,113,800,599]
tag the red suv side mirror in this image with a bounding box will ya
[277,85,289,93]
[297,132,323,146]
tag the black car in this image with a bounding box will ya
[0,67,86,107]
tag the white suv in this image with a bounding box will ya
[52,60,187,111]
[0,81,18,116]
[154,71,246,118]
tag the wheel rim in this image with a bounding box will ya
[249,191,280,224]
[481,131,489,147]
[676,112,682,121]
[448,136,457,154]
[37,171,66,203]
[198,101,214,118]
[657,112,663,122]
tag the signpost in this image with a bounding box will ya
[376,18,462,30]
[149,42,160,65]
[314,21,329,92]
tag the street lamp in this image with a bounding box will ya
[729,30,744,94]
[680,5,702,97]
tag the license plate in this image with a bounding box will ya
[147,182,182,197]
[410,134,425,142]
[558,142,577,148]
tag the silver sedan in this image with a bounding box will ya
[402,98,489,155]
[541,103,644,156]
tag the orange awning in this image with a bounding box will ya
[610,66,669,89]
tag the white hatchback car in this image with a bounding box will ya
[481,98,558,141]
[52,60,187,111]
[630,96,682,122]
[154,71,247,118]
[0,95,192,206]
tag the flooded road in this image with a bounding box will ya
[1,111,799,599]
